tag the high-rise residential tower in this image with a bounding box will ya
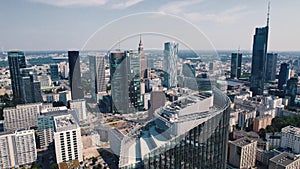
[250,2,270,96]
[163,42,179,89]
[68,51,84,100]
[0,130,37,168]
[8,51,26,103]
[53,114,83,163]
[231,52,242,79]
[265,53,278,82]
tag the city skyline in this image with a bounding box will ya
[1,0,300,51]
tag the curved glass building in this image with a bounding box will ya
[118,88,230,169]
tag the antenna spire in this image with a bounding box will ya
[267,0,271,26]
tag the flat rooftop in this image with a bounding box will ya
[231,137,256,147]
[54,114,79,132]
[164,92,212,112]
[282,126,300,135]
[270,152,299,167]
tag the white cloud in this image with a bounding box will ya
[29,0,108,7]
[159,0,203,14]
[111,0,144,9]
[183,6,246,23]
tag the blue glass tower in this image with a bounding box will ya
[8,51,26,103]
[250,3,270,96]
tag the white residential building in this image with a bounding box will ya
[280,126,300,154]
[0,130,37,168]
[3,103,42,131]
[53,114,83,163]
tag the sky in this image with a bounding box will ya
[0,0,300,51]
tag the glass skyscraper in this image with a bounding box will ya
[250,26,269,96]
[50,64,59,82]
[68,51,84,100]
[119,88,230,169]
[127,50,143,111]
[110,50,143,114]
[164,42,179,89]
[250,3,271,96]
[230,52,242,79]
[89,55,106,100]
[265,53,278,82]
[110,50,130,114]
[8,51,26,103]
[278,63,291,90]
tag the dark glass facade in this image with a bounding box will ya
[50,64,59,82]
[68,51,84,100]
[110,51,130,114]
[265,53,277,82]
[120,89,230,169]
[250,26,269,96]
[8,51,26,103]
[230,53,242,79]
[278,63,290,90]
[285,77,298,106]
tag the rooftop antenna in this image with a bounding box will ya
[267,0,271,27]
[139,33,142,43]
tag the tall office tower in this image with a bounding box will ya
[182,62,196,77]
[118,88,230,169]
[163,42,179,89]
[138,35,147,79]
[230,52,242,79]
[50,64,59,82]
[68,51,84,100]
[89,55,106,100]
[228,137,257,169]
[8,51,26,103]
[0,130,37,168]
[53,114,83,163]
[69,99,87,121]
[278,63,291,90]
[127,50,143,110]
[3,103,42,131]
[285,77,298,106]
[250,3,270,96]
[19,75,42,103]
[19,76,33,103]
[110,50,130,114]
[265,53,278,82]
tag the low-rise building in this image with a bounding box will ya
[228,137,257,169]
[269,152,300,169]
[253,115,273,132]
